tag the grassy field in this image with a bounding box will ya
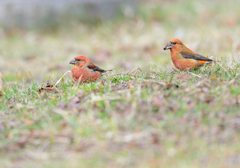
[1,0,240,167]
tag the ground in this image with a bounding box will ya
[1,0,240,167]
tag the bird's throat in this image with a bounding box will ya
[74,65,80,69]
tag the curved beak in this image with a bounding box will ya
[69,59,77,65]
[163,43,174,50]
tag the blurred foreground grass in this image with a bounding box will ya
[1,0,240,167]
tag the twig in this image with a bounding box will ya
[130,67,141,75]
[85,96,122,103]
[169,74,174,83]
[126,65,135,74]
[187,72,202,78]
[54,71,72,87]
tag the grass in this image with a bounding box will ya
[1,0,240,167]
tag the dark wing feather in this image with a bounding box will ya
[87,63,106,72]
[180,52,213,61]
[87,63,113,76]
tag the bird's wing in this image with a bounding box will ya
[180,51,213,61]
[87,63,106,72]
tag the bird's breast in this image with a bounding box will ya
[72,68,101,82]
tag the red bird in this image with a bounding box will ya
[164,38,216,70]
[69,56,112,83]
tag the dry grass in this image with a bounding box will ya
[1,0,240,167]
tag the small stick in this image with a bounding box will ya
[54,71,72,87]
[187,72,202,78]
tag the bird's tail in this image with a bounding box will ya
[205,60,220,64]
[105,69,114,72]
[101,69,114,76]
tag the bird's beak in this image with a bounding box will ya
[163,43,174,50]
[69,59,77,65]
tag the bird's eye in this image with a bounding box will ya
[172,43,177,45]
[75,59,81,61]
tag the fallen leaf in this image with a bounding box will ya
[165,83,179,89]
[165,83,173,89]
[38,82,60,93]
[152,133,160,144]
[17,140,27,148]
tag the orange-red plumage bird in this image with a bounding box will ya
[70,55,112,83]
[164,38,216,70]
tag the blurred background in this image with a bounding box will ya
[0,0,240,82]
[2,1,240,167]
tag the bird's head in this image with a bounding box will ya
[69,55,90,68]
[163,38,184,52]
